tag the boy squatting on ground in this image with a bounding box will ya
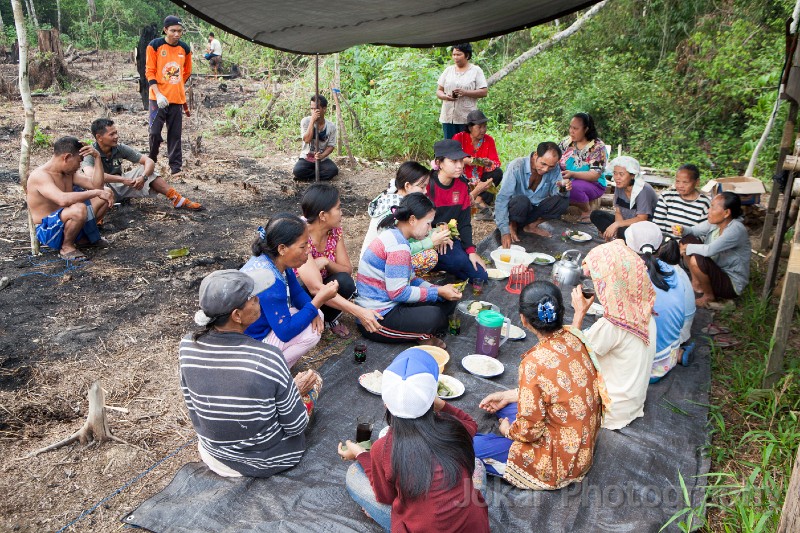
[27,136,114,260]
[81,118,202,210]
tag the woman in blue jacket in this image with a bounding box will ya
[241,214,339,367]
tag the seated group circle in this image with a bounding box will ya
[24,31,753,530]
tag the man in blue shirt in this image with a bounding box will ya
[494,142,571,247]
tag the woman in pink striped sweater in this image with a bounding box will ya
[356,193,462,348]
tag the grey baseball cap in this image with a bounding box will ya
[466,109,489,125]
[198,269,274,317]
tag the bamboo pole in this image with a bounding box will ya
[314,53,320,182]
[11,0,39,255]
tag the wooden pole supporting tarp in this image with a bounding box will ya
[314,53,319,182]
[764,148,800,387]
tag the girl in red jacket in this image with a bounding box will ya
[338,348,489,532]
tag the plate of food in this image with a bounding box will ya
[358,370,383,395]
[567,230,592,242]
[501,323,527,340]
[437,375,465,399]
[461,354,505,378]
[486,268,509,280]
[529,253,556,266]
[457,300,500,316]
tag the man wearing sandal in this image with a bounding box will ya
[82,118,202,210]
[27,136,114,261]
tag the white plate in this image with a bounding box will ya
[529,253,555,266]
[358,371,382,395]
[568,231,592,242]
[587,302,604,316]
[509,244,526,252]
[486,268,509,280]
[501,323,526,340]
[462,354,505,378]
[457,300,500,316]
[437,375,465,399]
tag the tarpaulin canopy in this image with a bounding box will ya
[172,0,601,54]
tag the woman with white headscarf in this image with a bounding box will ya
[590,156,659,241]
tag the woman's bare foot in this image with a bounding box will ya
[695,294,713,308]
[419,337,447,350]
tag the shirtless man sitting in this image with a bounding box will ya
[81,118,201,210]
[27,136,114,260]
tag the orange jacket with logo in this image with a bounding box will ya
[145,38,192,104]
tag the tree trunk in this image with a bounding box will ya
[136,25,158,110]
[24,0,39,29]
[11,0,38,255]
[56,0,61,33]
[0,7,5,34]
[487,0,608,87]
[87,0,96,22]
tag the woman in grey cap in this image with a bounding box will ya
[179,269,322,478]
[453,109,503,220]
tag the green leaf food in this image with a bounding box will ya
[437,381,453,397]
[167,247,190,259]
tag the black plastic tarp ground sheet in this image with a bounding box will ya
[124,221,712,532]
[170,0,601,54]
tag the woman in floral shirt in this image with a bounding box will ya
[473,281,608,490]
[296,184,383,338]
[559,112,608,223]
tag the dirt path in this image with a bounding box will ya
[0,51,498,531]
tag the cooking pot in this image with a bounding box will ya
[551,249,583,287]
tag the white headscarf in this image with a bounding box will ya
[607,155,647,208]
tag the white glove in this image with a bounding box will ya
[156,94,169,109]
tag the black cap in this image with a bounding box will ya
[163,15,183,28]
[466,109,489,125]
[434,139,469,160]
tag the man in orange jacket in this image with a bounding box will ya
[146,15,191,177]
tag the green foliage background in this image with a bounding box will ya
[0,0,792,177]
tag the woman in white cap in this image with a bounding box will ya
[624,221,687,381]
[590,155,659,241]
[337,348,489,532]
[180,269,322,478]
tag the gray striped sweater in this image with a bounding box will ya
[179,330,308,477]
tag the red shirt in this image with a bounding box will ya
[356,403,489,533]
[453,131,501,184]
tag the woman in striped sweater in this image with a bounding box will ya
[356,193,462,348]
[652,164,710,235]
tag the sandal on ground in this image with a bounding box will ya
[701,323,730,336]
[680,341,696,366]
[327,320,350,338]
[59,249,86,261]
[712,334,740,348]
[418,337,447,350]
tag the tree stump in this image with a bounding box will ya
[25,381,127,458]
[136,25,158,110]
[29,28,69,91]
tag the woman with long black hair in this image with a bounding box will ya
[296,183,383,338]
[474,281,607,489]
[624,221,686,382]
[338,348,489,532]
[356,193,462,348]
